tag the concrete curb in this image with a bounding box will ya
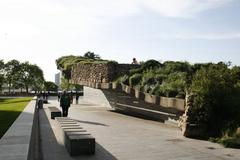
[0,97,41,160]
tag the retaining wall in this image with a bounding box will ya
[0,97,39,160]
[71,63,140,84]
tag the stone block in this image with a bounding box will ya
[65,134,95,156]
[95,83,101,89]
[63,128,87,132]
[63,131,89,145]
[48,107,61,119]
[121,84,127,92]
[173,98,185,112]
[55,117,73,122]
[101,83,112,89]
[145,93,159,105]
[159,97,168,108]
[129,87,135,97]
[124,85,131,94]
[112,82,121,90]
[134,90,145,100]
[60,124,80,128]
[159,97,185,111]
[58,122,77,125]
[61,126,83,130]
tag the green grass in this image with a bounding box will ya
[0,97,32,138]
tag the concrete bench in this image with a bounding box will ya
[48,107,61,119]
[66,134,95,156]
[55,117,95,156]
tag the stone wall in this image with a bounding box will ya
[70,63,140,84]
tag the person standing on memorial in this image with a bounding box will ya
[60,90,71,117]
[131,58,139,64]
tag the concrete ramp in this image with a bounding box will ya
[74,87,112,109]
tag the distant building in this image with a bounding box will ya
[55,72,61,88]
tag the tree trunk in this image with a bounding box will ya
[26,85,29,93]
[8,85,10,94]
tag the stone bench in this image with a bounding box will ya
[55,117,95,156]
[48,107,61,119]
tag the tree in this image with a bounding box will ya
[44,81,58,91]
[60,77,74,90]
[17,62,44,93]
[83,51,100,60]
[4,60,21,93]
[0,60,5,92]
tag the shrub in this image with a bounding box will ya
[141,59,162,70]
[141,70,156,86]
[210,131,240,149]
[162,61,193,74]
[120,75,129,85]
[189,63,240,137]
[142,84,155,93]
[157,72,187,97]
[129,74,142,86]
[129,68,143,76]
[151,84,164,96]
[158,82,178,97]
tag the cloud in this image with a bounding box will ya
[142,0,234,18]
[156,32,240,40]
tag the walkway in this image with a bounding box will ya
[40,87,240,160]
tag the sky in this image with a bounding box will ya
[1,0,240,82]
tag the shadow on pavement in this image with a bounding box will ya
[102,89,180,122]
[40,107,116,160]
[71,119,109,127]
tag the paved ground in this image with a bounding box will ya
[40,87,240,160]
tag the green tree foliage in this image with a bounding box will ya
[120,60,191,97]
[83,51,101,60]
[60,77,75,90]
[20,62,44,93]
[117,60,240,138]
[44,81,58,91]
[4,60,21,93]
[141,59,162,70]
[129,73,142,86]
[161,61,192,74]
[119,75,129,85]
[2,60,44,93]
[56,55,84,80]
[154,72,187,97]
[0,60,5,92]
[189,63,240,136]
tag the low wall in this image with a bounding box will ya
[79,82,185,113]
[0,97,38,160]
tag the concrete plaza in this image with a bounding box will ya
[40,87,240,160]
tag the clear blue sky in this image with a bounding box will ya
[1,0,240,81]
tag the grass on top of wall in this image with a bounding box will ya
[0,97,32,138]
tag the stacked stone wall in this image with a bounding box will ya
[70,63,139,84]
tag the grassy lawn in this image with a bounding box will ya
[0,97,32,138]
